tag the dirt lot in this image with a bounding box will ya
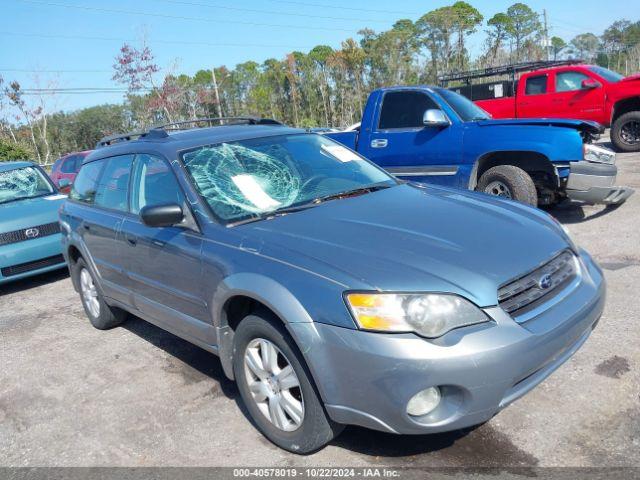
[1,140,639,469]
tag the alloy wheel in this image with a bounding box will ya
[244,338,304,432]
[80,268,100,318]
[620,120,640,145]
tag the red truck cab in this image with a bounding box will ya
[446,62,640,152]
[50,150,91,192]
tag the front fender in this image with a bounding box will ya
[212,272,316,380]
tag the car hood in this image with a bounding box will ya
[243,184,569,307]
[477,118,604,134]
[0,194,65,233]
[620,73,640,82]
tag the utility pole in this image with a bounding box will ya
[543,9,550,61]
[211,67,223,118]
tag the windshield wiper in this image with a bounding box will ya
[0,192,51,205]
[227,183,393,227]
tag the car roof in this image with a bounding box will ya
[84,124,305,164]
[525,64,595,75]
[0,161,35,172]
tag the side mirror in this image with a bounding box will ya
[140,203,184,228]
[581,78,601,89]
[423,109,450,128]
[58,178,71,193]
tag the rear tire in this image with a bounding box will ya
[233,313,343,454]
[477,165,538,206]
[611,111,640,153]
[72,257,126,330]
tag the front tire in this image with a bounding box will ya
[233,313,343,454]
[477,165,538,206]
[72,257,126,330]
[611,111,640,152]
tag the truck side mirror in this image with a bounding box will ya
[581,78,601,89]
[423,109,450,128]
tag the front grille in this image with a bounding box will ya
[1,254,65,277]
[498,250,578,317]
[0,222,60,246]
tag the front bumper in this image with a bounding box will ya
[289,251,605,434]
[0,233,66,284]
[566,162,634,204]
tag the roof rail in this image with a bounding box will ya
[153,116,282,131]
[96,116,283,149]
[438,59,584,86]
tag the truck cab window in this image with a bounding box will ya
[378,91,438,129]
[556,72,591,92]
[525,75,547,95]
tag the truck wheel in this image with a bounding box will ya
[233,313,344,454]
[72,257,126,330]
[477,165,538,206]
[611,111,640,152]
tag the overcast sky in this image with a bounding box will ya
[1,0,635,112]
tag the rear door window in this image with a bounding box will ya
[378,91,439,129]
[94,155,134,212]
[70,160,105,204]
[525,75,548,95]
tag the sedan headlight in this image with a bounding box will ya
[345,293,490,338]
[583,143,615,164]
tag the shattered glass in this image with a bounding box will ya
[0,167,54,204]
[182,133,395,222]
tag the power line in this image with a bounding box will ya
[0,31,316,50]
[18,0,358,32]
[1,68,112,73]
[155,0,390,24]
[264,0,420,15]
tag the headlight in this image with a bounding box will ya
[583,143,615,164]
[345,293,490,338]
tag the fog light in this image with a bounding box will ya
[406,387,441,417]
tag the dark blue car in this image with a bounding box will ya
[60,120,605,453]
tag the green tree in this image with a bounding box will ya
[451,1,483,70]
[0,138,32,161]
[551,36,567,60]
[505,3,541,60]
[570,33,600,62]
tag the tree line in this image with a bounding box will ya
[2,1,640,163]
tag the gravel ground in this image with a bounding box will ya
[1,141,638,468]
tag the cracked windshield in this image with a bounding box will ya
[0,167,54,204]
[181,133,396,222]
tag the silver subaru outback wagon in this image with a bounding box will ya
[60,119,605,453]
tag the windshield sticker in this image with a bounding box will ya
[321,144,359,163]
[231,174,281,210]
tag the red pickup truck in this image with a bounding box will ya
[443,62,640,152]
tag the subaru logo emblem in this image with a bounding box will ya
[538,273,553,290]
[25,228,40,239]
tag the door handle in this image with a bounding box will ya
[370,138,388,148]
[125,234,137,246]
[81,223,91,231]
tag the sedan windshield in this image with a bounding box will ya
[181,133,397,223]
[435,88,491,121]
[0,166,54,205]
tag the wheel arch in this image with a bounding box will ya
[213,273,315,381]
[612,96,640,124]
[470,150,557,190]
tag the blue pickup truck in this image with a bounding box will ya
[325,86,634,207]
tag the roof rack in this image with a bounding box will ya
[96,116,283,148]
[438,59,584,86]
